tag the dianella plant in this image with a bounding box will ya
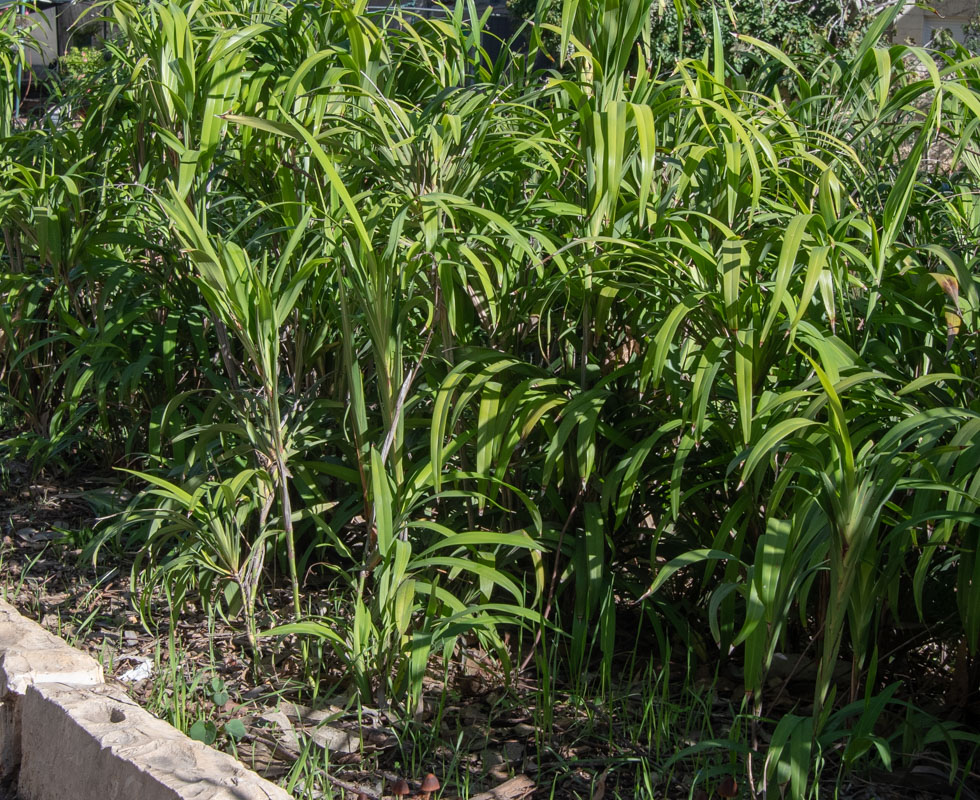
[1,0,979,792]
[0,4,30,141]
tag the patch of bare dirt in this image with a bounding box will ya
[1,467,978,800]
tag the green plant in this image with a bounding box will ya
[646,0,873,71]
[57,46,105,85]
[3,0,980,792]
[283,731,334,799]
[109,467,277,654]
[0,4,33,137]
[188,677,247,746]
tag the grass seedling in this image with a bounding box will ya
[284,731,335,800]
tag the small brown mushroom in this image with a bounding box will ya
[389,778,411,799]
[420,773,440,800]
[717,776,738,798]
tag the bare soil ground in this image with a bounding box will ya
[1,466,977,800]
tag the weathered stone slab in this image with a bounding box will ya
[0,599,105,694]
[0,598,103,780]
[20,682,292,800]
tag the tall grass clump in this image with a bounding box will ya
[2,0,979,794]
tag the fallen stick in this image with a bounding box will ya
[469,775,535,800]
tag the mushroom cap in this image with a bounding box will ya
[420,773,441,793]
[717,776,738,798]
[390,778,411,796]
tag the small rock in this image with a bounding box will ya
[258,710,301,751]
[503,741,524,763]
[463,724,488,751]
[15,528,57,543]
[309,724,358,754]
[482,748,506,769]
[280,702,311,721]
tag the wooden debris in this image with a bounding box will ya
[470,775,535,800]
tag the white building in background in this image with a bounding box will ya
[20,2,61,67]
[2,0,96,69]
[895,0,980,46]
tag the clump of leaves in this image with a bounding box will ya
[189,677,247,746]
[3,1,980,796]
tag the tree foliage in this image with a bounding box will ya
[648,0,874,68]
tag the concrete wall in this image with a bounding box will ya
[0,599,292,800]
[18,7,56,67]
[895,0,980,46]
[18,1,98,68]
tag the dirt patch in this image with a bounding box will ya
[1,467,977,800]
